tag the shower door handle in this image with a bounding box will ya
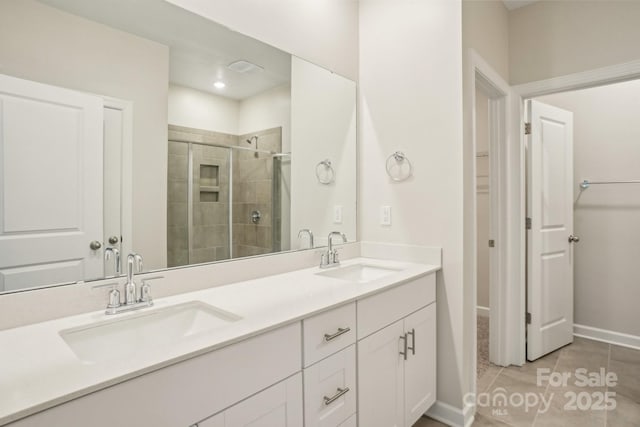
[568,235,580,243]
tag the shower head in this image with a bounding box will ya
[246,135,259,158]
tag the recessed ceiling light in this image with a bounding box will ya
[213,81,226,89]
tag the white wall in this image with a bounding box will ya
[168,83,291,148]
[537,79,640,339]
[359,0,465,412]
[0,0,169,270]
[462,0,509,82]
[168,84,239,135]
[509,1,640,85]
[164,0,359,81]
[239,84,291,151]
[290,57,356,248]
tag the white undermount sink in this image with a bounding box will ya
[59,301,241,364]
[316,263,402,283]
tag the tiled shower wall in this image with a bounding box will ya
[167,140,189,267]
[234,127,282,258]
[167,125,236,267]
[167,125,284,267]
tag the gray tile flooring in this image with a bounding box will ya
[414,337,640,426]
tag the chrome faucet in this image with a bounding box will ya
[298,229,314,249]
[125,253,143,305]
[320,232,347,269]
[105,253,157,315]
[104,247,121,276]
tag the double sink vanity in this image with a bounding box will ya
[0,244,440,427]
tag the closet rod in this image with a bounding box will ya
[580,179,640,189]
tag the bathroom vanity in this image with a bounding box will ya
[0,255,439,427]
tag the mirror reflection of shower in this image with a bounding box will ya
[246,135,259,157]
[167,126,290,268]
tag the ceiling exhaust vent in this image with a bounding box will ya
[227,60,264,74]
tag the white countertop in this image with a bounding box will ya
[0,257,439,425]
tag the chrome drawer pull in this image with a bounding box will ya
[324,327,351,342]
[400,333,408,360]
[407,328,416,355]
[323,387,350,405]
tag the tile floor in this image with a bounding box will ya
[413,337,640,426]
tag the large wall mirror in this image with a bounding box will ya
[0,0,356,294]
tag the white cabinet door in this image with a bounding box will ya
[403,304,436,426]
[0,73,104,291]
[357,319,404,427]
[224,373,302,427]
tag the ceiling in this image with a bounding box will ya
[37,0,291,100]
[502,0,539,11]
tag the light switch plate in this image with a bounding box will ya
[333,205,343,224]
[380,206,391,226]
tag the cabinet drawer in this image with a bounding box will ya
[303,302,356,367]
[303,345,356,427]
[357,273,435,339]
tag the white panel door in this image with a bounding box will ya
[357,319,404,427]
[404,304,436,425]
[527,100,574,361]
[224,373,303,427]
[0,74,103,291]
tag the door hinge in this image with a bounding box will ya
[526,312,532,324]
[524,122,531,135]
[526,217,532,230]
[488,239,495,248]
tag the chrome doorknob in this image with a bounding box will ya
[568,235,580,243]
[108,236,119,245]
[90,240,102,250]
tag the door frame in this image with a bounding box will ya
[464,49,514,406]
[103,97,133,258]
[508,59,640,365]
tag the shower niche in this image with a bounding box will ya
[199,164,220,202]
[167,125,289,267]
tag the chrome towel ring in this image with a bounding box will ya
[316,159,335,184]
[386,151,412,182]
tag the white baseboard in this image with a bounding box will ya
[476,306,490,318]
[464,403,475,427]
[426,400,472,427]
[574,324,640,350]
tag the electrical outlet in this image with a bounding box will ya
[333,205,343,224]
[380,206,391,226]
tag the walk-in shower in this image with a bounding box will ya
[167,125,290,268]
